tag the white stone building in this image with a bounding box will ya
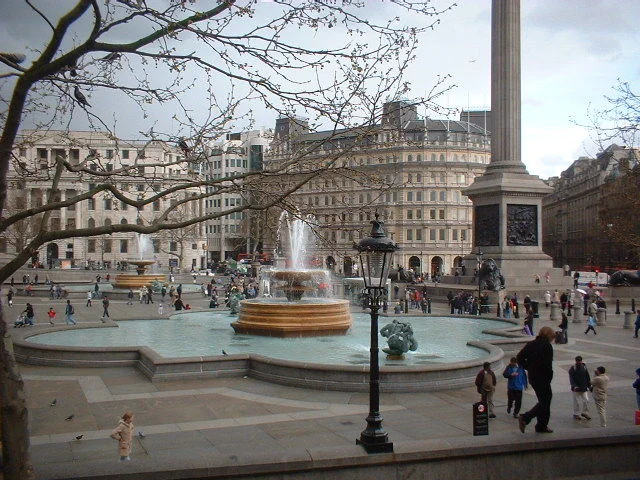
[1,130,207,272]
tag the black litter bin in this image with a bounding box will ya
[531,300,539,318]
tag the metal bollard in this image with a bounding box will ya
[632,299,636,313]
[427,298,431,314]
[616,299,620,315]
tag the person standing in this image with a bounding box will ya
[127,289,134,306]
[591,366,609,427]
[517,326,556,434]
[503,357,528,418]
[158,302,164,316]
[110,411,134,461]
[65,300,77,325]
[101,295,110,321]
[23,303,36,326]
[475,362,497,418]
[569,356,592,421]
[6,288,13,307]
[86,290,93,307]
[558,312,568,344]
[544,290,551,308]
[634,309,640,338]
[585,301,598,335]
[47,307,56,325]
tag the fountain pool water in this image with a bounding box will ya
[25,312,508,365]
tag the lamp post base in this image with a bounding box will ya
[356,414,394,454]
[356,435,394,454]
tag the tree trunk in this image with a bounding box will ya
[1,302,36,480]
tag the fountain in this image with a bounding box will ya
[114,234,167,289]
[231,213,351,337]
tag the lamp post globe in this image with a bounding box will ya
[354,215,398,454]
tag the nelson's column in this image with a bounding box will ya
[464,0,562,288]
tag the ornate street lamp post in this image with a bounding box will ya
[354,215,399,454]
[476,250,484,315]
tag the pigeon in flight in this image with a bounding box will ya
[75,435,84,440]
[49,398,57,406]
[65,414,75,421]
[222,350,228,356]
[74,86,91,107]
[101,52,121,62]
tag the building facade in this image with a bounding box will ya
[204,130,273,264]
[263,101,491,277]
[1,130,207,271]
[542,144,639,271]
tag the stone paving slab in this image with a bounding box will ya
[7,291,640,479]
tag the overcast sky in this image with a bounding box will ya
[1,0,639,179]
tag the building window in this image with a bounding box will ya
[406,229,413,241]
[439,209,445,220]
[439,191,446,202]
[104,199,112,210]
[87,239,95,253]
[416,229,422,241]
[429,229,436,241]
[430,191,436,202]
[406,210,413,220]
[192,243,197,250]
[122,149,129,159]
[106,149,113,159]
[70,149,80,163]
[430,209,436,219]
[407,191,413,202]
[170,241,177,252]
[153,239,160,253]
[120,239,128,253]
[439,229,446,241]
[51,218,60,230]
[153,200,160,211]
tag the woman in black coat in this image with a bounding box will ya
[516,326,555,433]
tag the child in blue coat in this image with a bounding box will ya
[503,357,528,417]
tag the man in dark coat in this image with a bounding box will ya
[517,326,556,433]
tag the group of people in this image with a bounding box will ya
[476,326,639,434]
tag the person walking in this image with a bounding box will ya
[569,356,592,421]
[634,309,640,338]
[158,302,164,316]
[503,356,528,418]
[64,299,77,325]
[127,289,134,305]
[101,295,110,321]
[86,290,93,307]
[47,307,56,326]
[517,326,556,434]
[7,288,14,307]
[591,366,609,427]
[585,301,598,335]
[110,411,134,461]
[475,362,497,418]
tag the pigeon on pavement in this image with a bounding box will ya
[50,399,57,406]
[65,414,74,421]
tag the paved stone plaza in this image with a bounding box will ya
[7,281,640,479]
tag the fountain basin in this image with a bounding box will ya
[232,298,351,337]
[114,274,167,289]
